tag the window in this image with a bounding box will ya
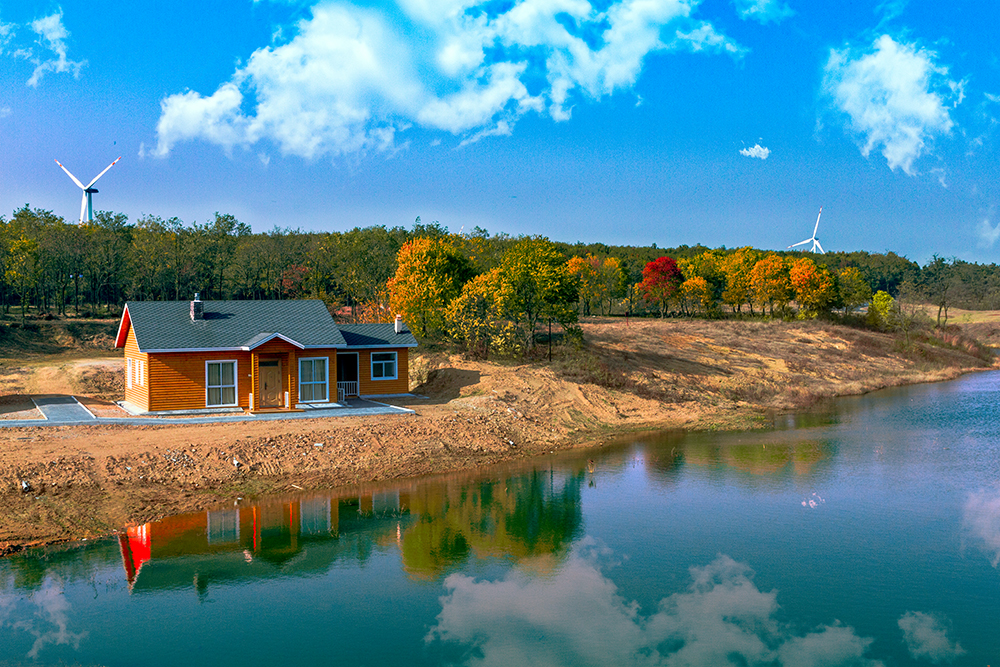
[299,357,329,403]
[206,360,237,407]
[371,352,397,380]
[127,358,133,389]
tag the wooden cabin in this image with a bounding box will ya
[114,297,417,414]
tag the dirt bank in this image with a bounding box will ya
[1,317,994,555]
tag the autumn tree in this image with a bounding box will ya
[640,256,683,317]
[721,247,762,315]
[749,253,792,316]
[566,254,624,316]
[679,276,712,315]
[679,250,725,316]
[789,257,835,317]
[446,270,520,358]
[388,237,476,337]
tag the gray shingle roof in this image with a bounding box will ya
[124,300,347,351]
[338,323,418,348]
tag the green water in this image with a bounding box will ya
[2,371,1000,665]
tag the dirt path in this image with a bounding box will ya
[1,317,994,555]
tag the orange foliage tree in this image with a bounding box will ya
[789,257,836,317]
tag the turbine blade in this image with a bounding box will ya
[814,240,825,254]
[55,159,86,190]
[789,239,811,248]
[813,207,822,236]
[86,156,122,188]
[79,193,88,223]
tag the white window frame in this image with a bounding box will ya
[127,358,133,389]
[205,359,239,407]
[370,351,398,381]
[298,356,330,403]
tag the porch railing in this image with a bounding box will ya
[337,381,359,400]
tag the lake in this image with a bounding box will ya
[2,371,999,665]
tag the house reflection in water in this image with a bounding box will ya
[118,470,585,593]
[119,491,411,593]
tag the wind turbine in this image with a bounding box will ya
[54,156,122,224]
[788,207,825,254]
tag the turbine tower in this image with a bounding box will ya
[54,156,122,224]
[788,207,825,254]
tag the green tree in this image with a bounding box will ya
[837,267,873,314]
[494,237,578,351]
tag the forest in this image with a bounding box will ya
[1,205,996,349]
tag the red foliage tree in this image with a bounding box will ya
[640,256,683,317]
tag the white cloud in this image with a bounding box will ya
[155,0,745,159]
[822,34,962,175]
[0,17,15,54]
[155,83,248,156]
[898,612,965,664]
[0,105,11,119]
[734,0,794,24]
[740,143,770,159]
[978,218,1000,248]
[23,11,86,87]
[874,0,907,26]
[428,543,884,666]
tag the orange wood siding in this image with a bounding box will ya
[296,349,339,403]
[148,351,252,412]
[358,348,409,395]
[123,327,150,412]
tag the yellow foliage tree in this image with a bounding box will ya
[749,253,792,316]
[679,276,712,315]
[721,247,762,315]
[387,238,475,337]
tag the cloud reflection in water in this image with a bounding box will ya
[429,538,883,666]
[963,488,1000,567]
[1,576,87,659]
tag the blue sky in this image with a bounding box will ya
[1,0,998,264]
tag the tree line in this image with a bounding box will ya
[1,205,995,333]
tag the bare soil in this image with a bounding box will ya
[1,316,995,555]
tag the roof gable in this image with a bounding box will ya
[120,300,347,352]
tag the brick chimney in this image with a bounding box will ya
[191,293,204,321]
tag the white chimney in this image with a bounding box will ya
[394,314,403,334]
[191,293,204,321]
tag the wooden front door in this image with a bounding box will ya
[260,360,282,408]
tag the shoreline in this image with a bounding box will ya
[2,317,994,556]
